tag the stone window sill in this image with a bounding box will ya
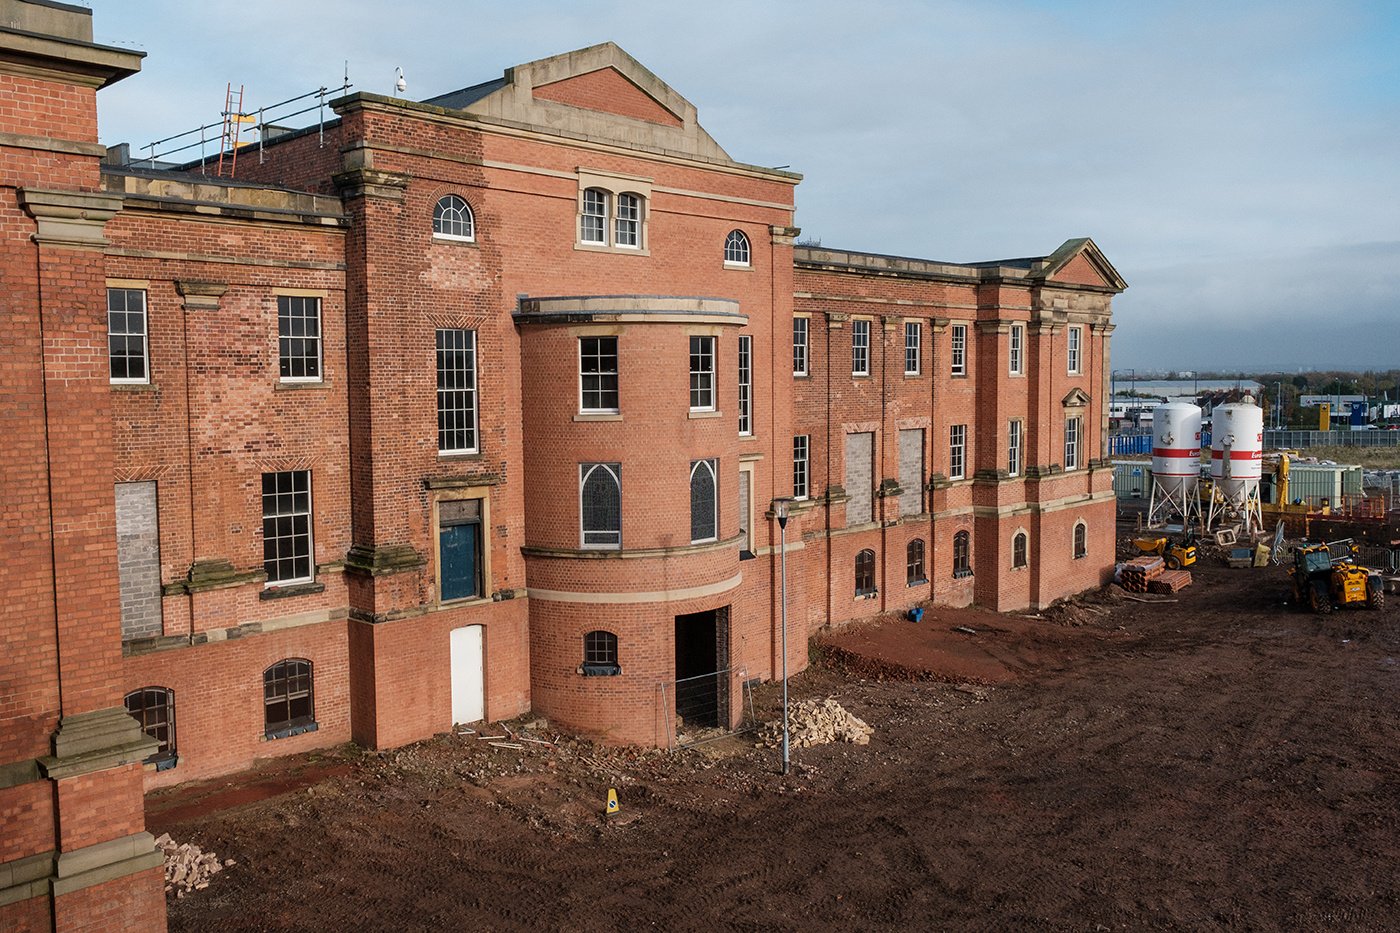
[260,581,325,600]
[574,412,622,422]
[265,720,318,741]
[688,410,723,420]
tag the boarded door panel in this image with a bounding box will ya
[898,429,925,516]
[450,624,484,724]
[845,432,874,524]
[440,522,479,601]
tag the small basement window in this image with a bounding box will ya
[581,630,621,676]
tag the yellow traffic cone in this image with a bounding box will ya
[605,787,619,815]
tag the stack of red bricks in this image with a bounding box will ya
[1121,556,1165,593]
[1148,570,1193,594]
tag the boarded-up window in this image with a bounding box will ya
[115,481,162,640]
[844,432,874,525]
[898,429,924,516]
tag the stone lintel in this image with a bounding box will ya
[424,472,501,490]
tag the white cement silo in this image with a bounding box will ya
[1207,398,1265,534]
[1147,403,1203,528]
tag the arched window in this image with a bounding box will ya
[124,686,176,767]
[582,630,621,676]
[855,548,877,596]
[1012,531,1028,569]
[264,659,315,738]
[724,229,751,266]
[580,463,622,548]
[432,194,475,241]
[690,459,718,543]
[581,188,608,244]
[1073,522,1087,559]
[952,531,972,578]
[906,539,926,585]
[615,192,641,247]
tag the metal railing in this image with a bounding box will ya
[135,81,353,173]
[1265,430,1400,449]
[657,668,756,749]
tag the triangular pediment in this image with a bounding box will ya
[1062,388,1091,408]
[533,65,683,127]
[430,42,733,163]
[1035,238,1127,292]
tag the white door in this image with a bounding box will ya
[450,624,485,724]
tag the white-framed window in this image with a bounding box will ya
[108,287,149,384]
[277,296,321,382]
[689,336,716,411]
[724,229,751,266]
[432,194,475,241]
[949,424,967,480]
[737,335,752,436]
[437,328,478,454]
[851,319,870,376]
[1008,420,1023,477]
[792,317,809,376]
[615,192,641,248]
[1009,324,1024,375]
[904,321,921,375]
[579,185,647,250]
[581,188,608,244]
[579,336,619,413]
[579,463,622,549]
[690,458,718,543]
[793,435,810,500]
[1067,325,1082,374]
[950,324,967,376]
[1064,415,1081,470]
[262,470,313,585]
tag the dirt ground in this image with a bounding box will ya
[152,534,1400,931]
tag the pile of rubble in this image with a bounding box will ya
[759,698,873,749]
[156,833,233,897]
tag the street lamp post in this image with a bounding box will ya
[773,497,794,776]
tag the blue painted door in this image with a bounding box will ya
[440,522,479,601]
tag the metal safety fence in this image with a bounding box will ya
[657,668,757,750]
[1265,430,1400,449]
[1354,545,1400,574]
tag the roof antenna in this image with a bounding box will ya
[394,66,406,97]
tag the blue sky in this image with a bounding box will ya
[87,1,1400,372]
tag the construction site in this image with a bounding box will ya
[4,2,1398,928]
[143,530,1397,931]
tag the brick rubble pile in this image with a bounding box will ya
[157,833,233,897]
[759,698,873,749]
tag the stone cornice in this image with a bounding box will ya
[332,167,411,201]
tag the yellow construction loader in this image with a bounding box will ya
[1289,539,1384,614]
[1131,536,1197,570]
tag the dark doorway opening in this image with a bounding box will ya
[674,607,728,728]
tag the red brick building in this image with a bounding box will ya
[0,2,1123,927]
